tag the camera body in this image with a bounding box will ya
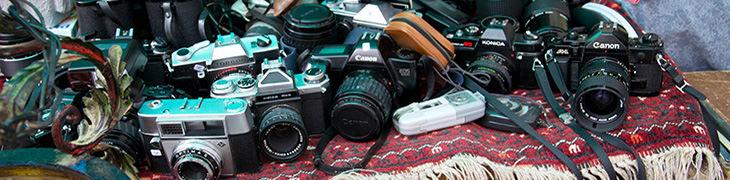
[251,58,331,161]
[547,22,664,95]
[443,18,529,92]
[137,98,259,178]
[168,33,279,95]
[311,32,421,141]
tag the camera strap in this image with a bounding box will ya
[655,54,727,157]
[537,52,647,180]
[313,125,391,175]
[161,1,178,47]
[97,0,130,29]
[461,73,584,179]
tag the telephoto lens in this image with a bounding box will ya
[258,107,308,162]
[281,4,340,53]
[523,0,571,39]
[331,70,393,141]
[0,12,44,77]
[572,57,630,132]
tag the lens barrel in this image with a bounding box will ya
[468,53,514,94]
[258,106,307,162]
[0,12,44,77]
[523,0,570,39]
[331,70,393,141]
[281,4,339,52]
[572,57,630,132]
[171,140,222,180]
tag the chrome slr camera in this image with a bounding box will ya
[137,98,260,179]
[167,33,279,96]
[252,58,331,162]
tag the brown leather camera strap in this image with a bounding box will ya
[384,12,454,70]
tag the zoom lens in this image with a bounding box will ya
[171,140,222,180]
[468,53,514,94]
[523,0,570,39]
[100,120,144,162]
[331,70,393,141]
[258,106,307,162]
[0,12,43,77]
[572,57,630,132]
[281,4,339,52]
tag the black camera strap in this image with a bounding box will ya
[537,52,647,180]
[97,0,130,29]
[655,54,727,157]
[461,72,584,179]
[313,125,391,175]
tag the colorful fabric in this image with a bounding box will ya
[140,1,723,179]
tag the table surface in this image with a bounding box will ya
[685,71,730,123]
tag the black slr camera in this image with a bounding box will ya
[252,58,331,162]
[311,32,421,141]
[544,21,664,131]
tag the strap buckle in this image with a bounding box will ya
[532,58,544,71]
[675,79,690,93]
[655,54,671,71]
[544,49,557,63]
[559,113,574,124]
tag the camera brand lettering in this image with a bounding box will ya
[481,40,506,47]
[592,42,621,49]
[354,55,378,62]
[556,49,569,55]
[260,92,295,101]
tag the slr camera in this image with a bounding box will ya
[544,21,664,132]
[251,58,331,162]
[311,32,421,141]
[167,33,279,96]
[137,98,260,179]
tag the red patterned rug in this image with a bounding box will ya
[140,1,723,180]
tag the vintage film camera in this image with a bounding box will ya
[250,58,331,162]
[137,98,260,179]
[309,32,421,141]
[167,33,279,96]
[543,21,664,131]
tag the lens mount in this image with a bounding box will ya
[258,106,307,162]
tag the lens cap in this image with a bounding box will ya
[284,4,335,31]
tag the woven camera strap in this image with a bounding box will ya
[161,1,178,47]
[461,73,584,179]
[313,125,391,175]
[655,54,727,157]
[97,0,130,29]
[537,52,647,180]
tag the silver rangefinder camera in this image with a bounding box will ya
[138,98,260,179]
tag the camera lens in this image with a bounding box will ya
[0,12,43,77]
[100,120,144,163]
[572,57,630,132]
[331,70,393,141]
[523,0,570,39]
[468,53,514,94]
[281,4,339,52]
[258,106,307,162]
[171,140,222,180]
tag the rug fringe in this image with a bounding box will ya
[331,144,723,180]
